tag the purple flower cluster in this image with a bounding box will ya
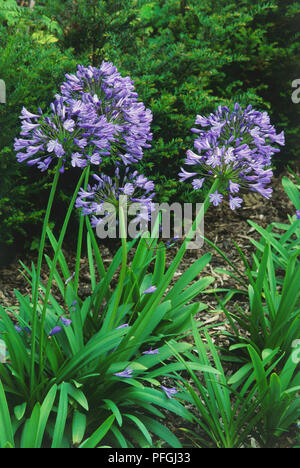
[75,167,155,228]
[14,98,101,173]
[179,103,285,209]
[14,62,152,172]
[60,63,153,165]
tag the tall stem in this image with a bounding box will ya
[74,165,90,295]
[118,179,221,358]
[160,178,220,289]
[30,162,61,393]
[38,168,88,380]
[108,203,128,330]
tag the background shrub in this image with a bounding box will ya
[0,1,77,247]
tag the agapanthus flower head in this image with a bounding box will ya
[60,62,153,166]
[296,210,300,220]
[75,166,155,232]
[14,97,105,173]
[180,104,285,209]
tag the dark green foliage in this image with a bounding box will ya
[1,0,300,250]
[40,0,138,65]
[108,0,300,197]
[38,0,300,199]
[0,1,77,247]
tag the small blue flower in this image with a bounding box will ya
[114,366,133,378]
[19,107,40,120]
[49,326,62,336]
[142,347,159,355]
[71,152,87,168]
[161,385,178,399]
[63,119,75,132]
[192,178,205,190]
[60,316,72,326]
[209,190,223,207]
[76,168,155,228]
[229,195,243,210]
[143,285,157,294]
[65,273,75,285]
[228,180,240,193]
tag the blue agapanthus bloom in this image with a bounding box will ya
[14,62,152,173]
[60,62,153,166]
[75,166,155,229]
[179,104,285,209]
[14,98,102,173]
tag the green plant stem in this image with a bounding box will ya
[74,165,90,294]
[38,167,88,381]
[119,178,221,357]
[107,203,128,330]
[85,216,107,279]
[149,178,220,306]
[30,162,62,393]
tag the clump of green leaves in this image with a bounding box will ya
[211,174,300,362]
[0,207,218,447]
[171,322,300,448]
